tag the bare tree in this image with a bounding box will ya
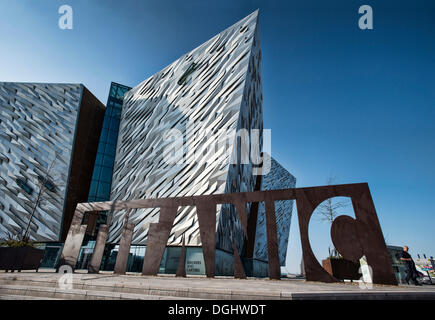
[315,175,349,258]
[315,176,349,224]
[22,154,60,241]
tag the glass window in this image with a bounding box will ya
[95,153,103,166]
[40,245,63,268]
[88,181,98,198]
[103,155,114,167]
[185,247,205,275]
[159,248,168,274]
[110,86,117,98]
[110,118,119,132]
[164,247,182,274]
[104,115,112,125]
[126,245,146,273]
[105,144,116,157]
[97,182,111,198]
[107,130,118,144]
[102,114,110,128]
[108,108,116,117]
[99,166,112,183]
[111,106,122,118]
[100,129,108,144]
[101,244,118,271]
[91,165,101,181]
[116,87,124,99]
[97,142,105,154]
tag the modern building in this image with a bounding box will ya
[84,82,131,237]
[0,11,297,278]
[74,82,131,269]
[88,82,132,204]
[102,10,296,276]
[0,82,105,243]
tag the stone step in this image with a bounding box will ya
[0,277,282,299]
[1,273,434,300]
[0,284,193,300]
[0,276,240,299]
[0,294,61,300]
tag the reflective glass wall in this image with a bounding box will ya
[38,242,63,268]
[86,82,131,234]
[88,82,131,204]
[97,245,206,275]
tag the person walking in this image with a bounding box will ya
[401,246,422,286]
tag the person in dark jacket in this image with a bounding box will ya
[401,246,422,286]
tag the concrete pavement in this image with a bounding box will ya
[0,270,434,300]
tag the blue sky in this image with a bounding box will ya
[0,0,434,273]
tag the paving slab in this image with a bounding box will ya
[0,271,434,300]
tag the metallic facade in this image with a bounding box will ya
[253,156,296,265]
[109,10,263,257]
[0,82,104,241]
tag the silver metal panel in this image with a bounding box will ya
[0,82,83,241]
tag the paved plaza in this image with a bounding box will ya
[0,270,434,300]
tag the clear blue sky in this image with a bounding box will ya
[1,0,434,273]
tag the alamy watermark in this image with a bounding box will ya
[57,5,373,31]
[57,265,74,290]
[162,123,271,176]
[58,5,73,30]
[358,5,373,30]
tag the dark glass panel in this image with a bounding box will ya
[111,105,122,118]
[99,129,108,144]
[105,144,116,157]
[103,155,114,167]
[88,181,98,198]
[97,142,105,154]
[102,118,109,130]
[110,118,119,132]
[91,165,101,181]
[107,130,118,144]
[99,166,112,183]
[97,182,111,198]
[95,153,103,166]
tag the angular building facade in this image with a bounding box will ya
[103,11,295,276]
[0,82,105,242]
[109,11,262,255]
[1,12,296,276]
